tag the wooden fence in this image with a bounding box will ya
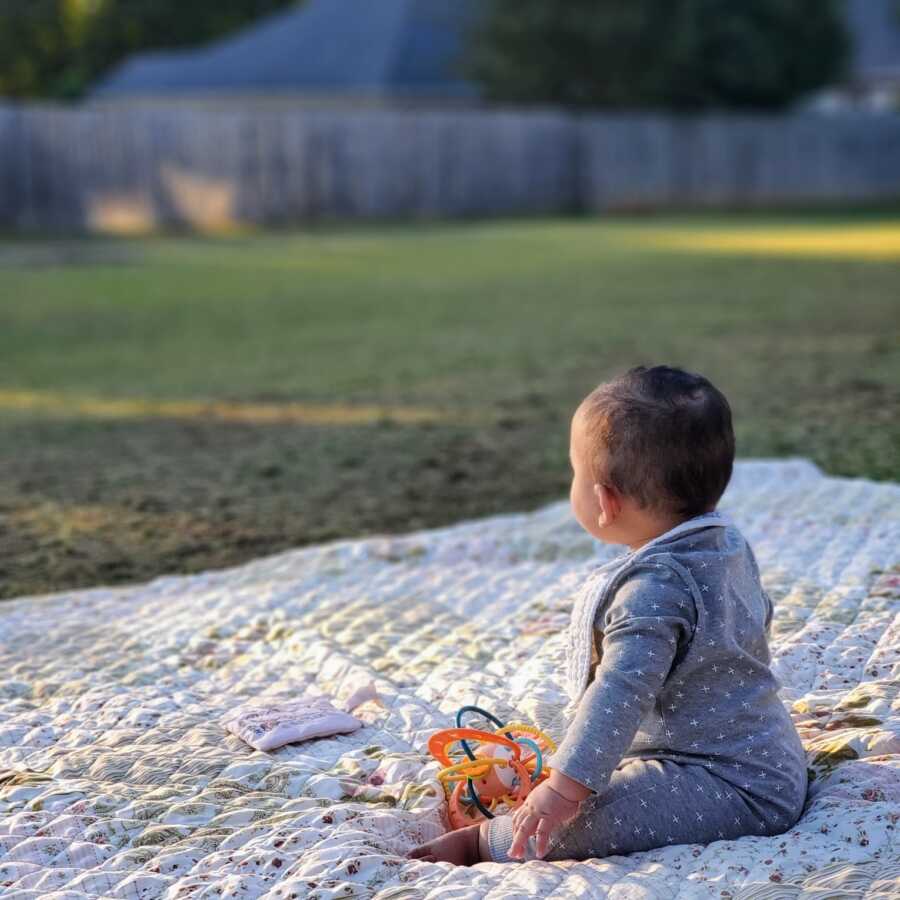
[1,105,899,232]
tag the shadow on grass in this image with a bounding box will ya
[0,407,570,601]
[2,373,897,602]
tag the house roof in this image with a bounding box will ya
[847,0,900,83]
[92,0,900,101]
[91,0,481,99]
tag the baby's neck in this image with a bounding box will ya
[624,512,693,552]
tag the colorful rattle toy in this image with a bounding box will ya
[428,705,557,830]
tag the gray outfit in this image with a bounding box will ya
[487,510,809,863]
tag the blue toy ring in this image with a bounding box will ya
[513,736,544,782]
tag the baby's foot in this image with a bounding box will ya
[406,823,483,866]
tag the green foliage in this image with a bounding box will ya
[0,0,299,100]
[0,0,70,98]
[466,0,852,109]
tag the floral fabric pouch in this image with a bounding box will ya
[221,695,364,751]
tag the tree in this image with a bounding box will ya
[465,0,852,110]
[0,0,76,99]
[0,0,300,100]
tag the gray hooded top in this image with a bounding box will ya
[549,510,808,827]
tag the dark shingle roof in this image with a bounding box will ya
[94,0,900,100]
[92,0,480,99]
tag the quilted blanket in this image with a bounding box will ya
[1,459,898,899]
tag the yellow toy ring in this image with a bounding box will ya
[437,757,509,783]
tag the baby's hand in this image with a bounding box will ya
[507,779,583,860]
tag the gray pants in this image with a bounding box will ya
[486,757,799,863]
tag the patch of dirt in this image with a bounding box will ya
[2,376,897,600]
[0,408,569,600]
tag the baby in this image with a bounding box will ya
[407,364,808,866]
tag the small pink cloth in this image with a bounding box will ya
[222,693,368,752]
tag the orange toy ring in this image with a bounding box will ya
[428,727,522,768]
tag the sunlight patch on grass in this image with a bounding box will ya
[0,390,489,426]
[638,224,900,260]
[13,500,128,544]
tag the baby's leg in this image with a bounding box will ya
[406,822,488,865]
[486,758,770,863]
[405,817,523,865]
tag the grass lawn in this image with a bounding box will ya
[1,211,898,600]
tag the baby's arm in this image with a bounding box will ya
[549,561,697,796]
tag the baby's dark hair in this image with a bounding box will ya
[578,365,734,519]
